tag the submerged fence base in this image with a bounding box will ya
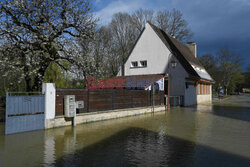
[5,83,184,134]
[5,83,55,134]
[5,92,45,134]
[45,105,166,129]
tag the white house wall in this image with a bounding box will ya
[169,57,199,106]
[169,57,189,96]
[121,23,171,76]
[184,84,197,106]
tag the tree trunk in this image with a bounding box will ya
[25,75,32,92]
[32,71,45,91]
[32,64,49,91]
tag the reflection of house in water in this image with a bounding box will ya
[44,127,77,165]
[53,128,197,166]
[117,22,214,106]
[123,128,196,166]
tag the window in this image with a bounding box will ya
[140,60,147,67]
[131,61,138,68]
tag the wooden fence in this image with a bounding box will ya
[56,89,165,116]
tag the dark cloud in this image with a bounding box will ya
[157,0,250,69]
[96,0,250,70]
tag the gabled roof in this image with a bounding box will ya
[147,22,213,82]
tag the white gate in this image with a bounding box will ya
[5,92,45,134]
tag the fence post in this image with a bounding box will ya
[42,83,55,120]
[150,90,152,106]
[147,90,148,106]
[5,92,8,123]
[131,91,134,108]
[153,89,155,112]
[162,92,164,105]
[87,89,90,112]
[112,89,114,110]
[159,92,161,105]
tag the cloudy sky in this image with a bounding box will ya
[93,0,250,70]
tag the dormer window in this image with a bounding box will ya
[131,61,138,68]
[140,60,147,67]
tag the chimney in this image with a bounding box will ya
[186,42,197,58]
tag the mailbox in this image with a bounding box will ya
[64,95,76,117]
[76,101,84,109]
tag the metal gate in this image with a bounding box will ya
[5,92,45,134]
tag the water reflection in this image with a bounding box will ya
[0,95,250,167]
[44,135,55,166]
[54,127,250,167]
[54,128,196,167]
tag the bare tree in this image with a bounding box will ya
[216,48,242,95]
[198,54,218,77]
[95,26,119,77]
[130,8,192,42]
[0,0,96,91]
[109,13,138,76]
[131,8,154,32]
[156,9,192,41]
[97,9,193,77]
[155,11,171,33]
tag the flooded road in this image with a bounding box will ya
[0,95,250,167]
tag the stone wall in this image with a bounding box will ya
[197,94,212,104]
[45,105,166,129]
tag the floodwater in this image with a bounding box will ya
[0,95,250,167]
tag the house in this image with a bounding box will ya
[117,22,214,106]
